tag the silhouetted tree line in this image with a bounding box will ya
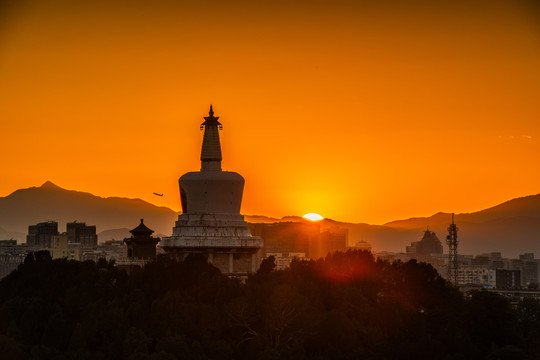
[0,249,539,360]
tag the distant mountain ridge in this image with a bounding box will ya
[0,182,538,257]
[356,194,540,257]
[384,194,540,228]
[247,195,540,258]
[0,182,178,242]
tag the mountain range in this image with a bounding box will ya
[0,181,176,241]
[0,182,539,257]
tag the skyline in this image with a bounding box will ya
[1,0,539,224]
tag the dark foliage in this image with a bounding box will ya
[0,249,538,359]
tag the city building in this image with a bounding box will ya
[97,240,128,263]
[26,221,59,248]
[496,269,521,289]
[249,221,315,269]
[406,228,444,260]
[67,221,98,249]
[50,233,79,260]
[249,220,352,268]
[374,251,410,264]
[405,228,445,271]
[80,250,107,262]
[161,106,263,274]
[123,219,160,260]
[0,240,35,279]
[472,255,490,266]
[266,252,309,270]
[457,265,493,287]
[350,240,372,252]
[25,221,98,261]
[315,227,348,259]
[488,252,508,270]
[250,222,314,258]
[518,253,539,286]
[428,253,449,277]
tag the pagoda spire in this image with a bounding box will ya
[200,105,222,171]
[202,104,221,127]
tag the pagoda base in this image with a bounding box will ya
[161,213,263,274]
[162,248,259,275]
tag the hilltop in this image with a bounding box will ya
[0,181,177,241]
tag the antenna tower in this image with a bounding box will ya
[446,213,458,285]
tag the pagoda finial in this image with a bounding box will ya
[202,104,221,127]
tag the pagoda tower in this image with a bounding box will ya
[161,106,263,274]
[123,219,160,259]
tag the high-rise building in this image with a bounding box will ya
[522,261,539,285]
[517,253,538,285]
[496,269,521,289]
[406,228,443,259]
[312,227,348,259]
[66,222,98,248]
[250,222,312,258]
[161,106,263,274]
[26,221,59,248]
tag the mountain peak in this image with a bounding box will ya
[40,181,62,190]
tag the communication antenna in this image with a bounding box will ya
[446,213,458,285]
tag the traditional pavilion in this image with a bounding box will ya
[123,219,160,259]
[160,106,263,274]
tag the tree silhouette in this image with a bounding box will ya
[0,250,537,359]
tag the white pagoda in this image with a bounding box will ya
[161,106,263,274]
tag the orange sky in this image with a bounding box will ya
[1,0,539,224]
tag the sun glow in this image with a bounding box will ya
[303,213,324,221]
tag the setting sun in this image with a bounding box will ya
[303,213,324,221]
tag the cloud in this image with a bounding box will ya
[497,135,533,140]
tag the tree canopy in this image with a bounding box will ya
[0,250,538,359]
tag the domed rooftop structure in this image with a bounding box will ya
[161,106,263,274]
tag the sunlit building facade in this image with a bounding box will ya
[50,233,79,260]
